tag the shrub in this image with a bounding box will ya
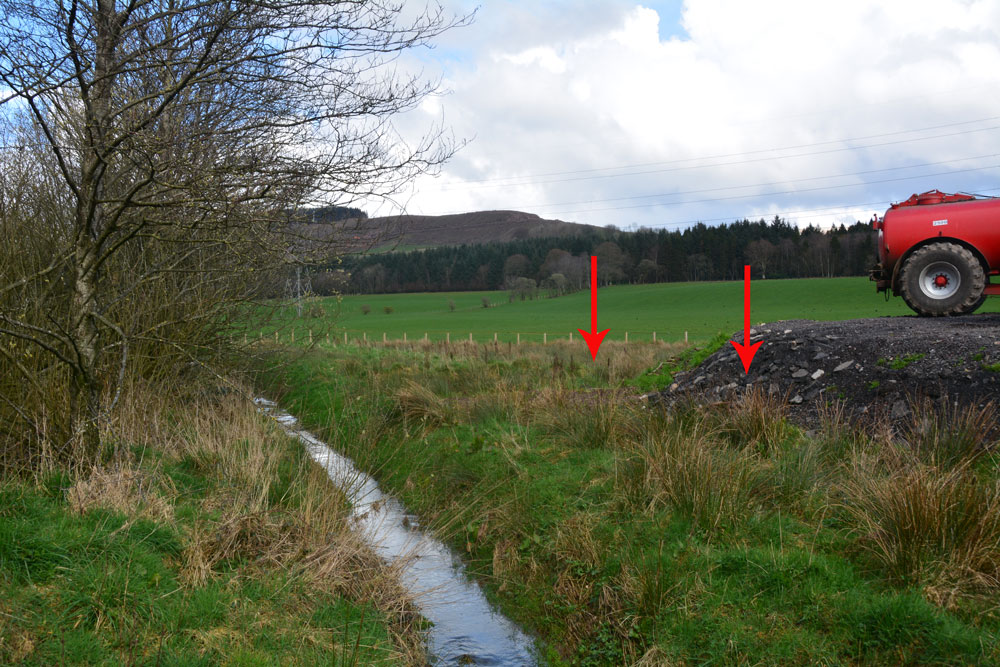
[361,304,371,315]
[383,306,393,315]
[448,299,456,312]
[481,297,490,309]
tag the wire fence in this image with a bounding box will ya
[245,329,691,346]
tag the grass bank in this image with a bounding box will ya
[0,383,424,665]
[260,340,1000,665]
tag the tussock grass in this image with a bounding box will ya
[618,408,767,530]
[536,388,639,449]
[395,380,453,428]
[715,387,793,453]
[902,398,997,468]
[843,459,1000,602]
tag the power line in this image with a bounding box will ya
[650,187,1000,230]
[533,162,1000,216]
[442,116,1000,189]
[444,153,1000,212]
[440,122,1000,190]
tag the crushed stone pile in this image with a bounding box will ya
[652,314,1000,425]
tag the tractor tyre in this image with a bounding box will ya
[957,294,987,316]
[898,242,985,316]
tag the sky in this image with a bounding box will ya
[372,0,1000,231]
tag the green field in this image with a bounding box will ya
[269,277,1000,344]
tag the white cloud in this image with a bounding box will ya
[375,0,1000,230]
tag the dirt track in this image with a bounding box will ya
[656,314,1000,426]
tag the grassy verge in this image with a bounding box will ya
[259,340,1000,665]
[0,383,424,665]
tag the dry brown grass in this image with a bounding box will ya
[395,379,453,428]
[67,466,175,524]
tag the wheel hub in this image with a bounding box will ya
[918,261,961,300]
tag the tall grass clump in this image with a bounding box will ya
[618,408,767,531]
[536,389,638,450]
[902,398,996,468]
[395,380,453,428]
[714,387,794,454]
[843,457,1000,603]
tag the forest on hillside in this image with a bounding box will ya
[307,217,876,295]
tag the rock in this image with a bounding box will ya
[792,369,808,378]
[811,369,825,380]
[891,400,909,419]
[834,360,854,372]
[813,352,829,360]
[790,394,804,404]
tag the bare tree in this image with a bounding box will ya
[745,239,776,280]
[594,241,627,285]
[0,1,468,461]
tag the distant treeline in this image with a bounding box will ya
[311,217,876,295]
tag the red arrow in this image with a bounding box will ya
[577,255,609,360]
[730,264,763,373]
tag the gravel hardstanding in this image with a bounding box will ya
[654,313,1000,427]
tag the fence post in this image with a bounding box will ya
[494,332,497,343]
[291,329,295,343]
[424,332,428,342]
[446,332,450,344]
[344,332,348,344]
[363,332,367,344]
[383,332,387,343]
[275,331,278,343]
[243,333,247,344]
[469,332,473,343]
[326,332,330,345]
[652,331,656,343]
[569,331,572,342]
[625,331,628,344]
[517,333,520,345]
[403,332,407,343]
[543,333,547,344]
[685,331,688,343]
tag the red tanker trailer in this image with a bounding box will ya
[870,190,1000,316]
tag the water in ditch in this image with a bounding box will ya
[256,399,538,666]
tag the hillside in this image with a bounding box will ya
[363,210,606,247]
